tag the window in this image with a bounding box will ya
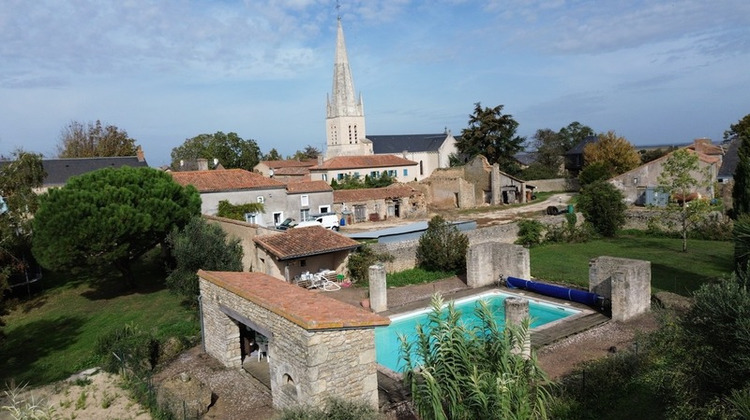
[403,169,408,176]
[420,161,424,175]
[322,174,328,181]
[301,194,309,206]
[300,259,307,267]
[353,172,360,179]
[388,170,397,177]
[244,213,257,224]
[319,206,330,214]
[337,173,344,180]
[370,171,379,178]
[300,209,310,221]
[256,196,264,204]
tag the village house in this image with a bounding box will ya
[253,159,316,183]
[252,225,360,282]
[308,155,420,184]
[284,180,335,223]
[332,184,426,224]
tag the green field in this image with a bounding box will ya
[530,235,733,296]
[0,254,199,386]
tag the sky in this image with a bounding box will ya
[1,0,749,168]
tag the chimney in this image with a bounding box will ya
[402,150,408,159]
[197,158,208,171]
[136,146,145,162]
[213,158,219,167]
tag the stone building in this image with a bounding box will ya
[332,184,426,224]
[198,270,389,411]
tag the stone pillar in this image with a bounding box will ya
[368,264,387,313]
[491,163,502,205]
[504,297,531,359]
[589,256,651,322]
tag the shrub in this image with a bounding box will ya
[416,215,469,273]
[94,323,159,375]
[346,244,393,284]
[577,181,626,237]
[165,217,243,299]
[277,397,379,420]
[516,219,545,247]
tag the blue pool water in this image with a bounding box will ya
[374,291,579,372]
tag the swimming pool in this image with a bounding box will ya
[374,291,581,372]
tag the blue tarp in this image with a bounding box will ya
[506,276,602,307]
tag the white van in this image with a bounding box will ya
[294,214,340,231]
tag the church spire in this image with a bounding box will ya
[327,18,363,119]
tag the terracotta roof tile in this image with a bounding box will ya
[254,226,360,260]
[311,155,417,170]
[333,185,419,202]
[260,160,316,169]
[198,270,389,329]
[286,180,333,193]
[274,167,310,176]
[171,169,285,192]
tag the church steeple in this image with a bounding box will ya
[325,16,369,159]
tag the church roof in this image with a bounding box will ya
[171,169,285,192]
[311,155,417,170]
[368,133,448,154]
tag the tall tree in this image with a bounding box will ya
[657,149,712,252]
[729,114,750,217]
[457,103,525,175]
[32,166,200,287]
[289,145,321,161]
[525,128,564,179]
[0,151,45,332]
[558,121,594,152]
[262,148,283,161]
[57,120,138,158]
[170,131,261,170]
[583,131,640,176]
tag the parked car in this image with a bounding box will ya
[276,218,295,230]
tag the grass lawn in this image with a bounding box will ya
[530,234,733,296]
[0,253,199,387]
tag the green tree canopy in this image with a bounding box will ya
[527,128,563,178]
[165,217,243,299]
[456,103,525,175]
[558,121,595,152]
[657,148,712,252]
[583,131,640,176]
[289,145,321,161]
[577,180,627,237]
[32,166,201,287]
[262,148,283,161]
[416,215,469,273]
[730,114,750,218]
[57,120,138,158]
[170,131,261,170]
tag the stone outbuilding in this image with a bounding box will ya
[333,184,427,224]
[198,270,389,411]
[253,226,361,282]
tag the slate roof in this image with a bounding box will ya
[514,152,539,166]
[253,226,360,260]
[0,156,149,187]
[286,180,333,194]
[368,133,448,154]
[198,270,389,329]
[170,169,285,192]
[333,185,419,203]
[311,155,417,170]
[719,138,740,179]
[565,135,599,155]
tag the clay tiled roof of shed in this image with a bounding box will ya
[198,270,389,329]
[334,185,419,203]
[274,166,310,176]
[311,155,417,170]
[259,159,317,169]
[253,226,360,260]
[170,169,285,192]
[286,180,333,194]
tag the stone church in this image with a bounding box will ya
[313,17,457,183]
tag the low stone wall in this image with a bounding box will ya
[528,178,579,192]
[589,256,651,321]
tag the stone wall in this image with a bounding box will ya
[199,276,380,410]
[204,215,279,272]
[466,243,530,288]
[589,256,651,321]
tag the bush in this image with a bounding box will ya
[416,215,469,273]
[277,397,379,420]
[165,217,243,299]
[94,323,159,375]
[516,219,545,247]
[577,181,626,237]
[346,244,393,284]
